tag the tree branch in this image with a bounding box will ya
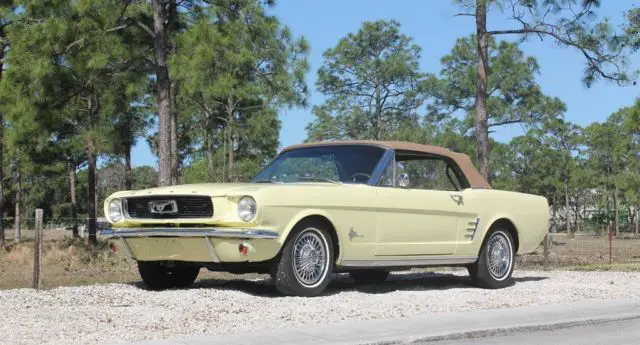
[65,24,130,52]
[133,19,155,38]
[487,27,625,82]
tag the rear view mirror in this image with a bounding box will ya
[397,173,410,188]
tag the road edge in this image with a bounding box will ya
[370,313,640,344]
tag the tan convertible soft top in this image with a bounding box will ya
[281,140,491,189]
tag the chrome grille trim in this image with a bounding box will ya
[123,195,213,219]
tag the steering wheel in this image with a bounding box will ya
[349,172,371,183]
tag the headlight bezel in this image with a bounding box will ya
[237,196,257,222]
[108,198,123,223]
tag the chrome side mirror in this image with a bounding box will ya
[397,173,410,188]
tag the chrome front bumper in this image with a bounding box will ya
[103,228,280,262]
[102,227,280,239]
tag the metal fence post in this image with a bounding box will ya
[33,208,43,290]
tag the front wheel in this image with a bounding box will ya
[271,223,334,297]
[137,262,200,290]
[468,229,515,289]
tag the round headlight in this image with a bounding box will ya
[237,196,257,222]
[108,199,123,222]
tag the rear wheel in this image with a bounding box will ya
[349,269,389,284]
[137,262,200,290]
[468,229,515,289]
[271,223,334,297]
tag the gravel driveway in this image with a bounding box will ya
[2,270,639,345]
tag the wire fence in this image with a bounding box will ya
[4,214,640,289]
[518,231,640,269]
[5,217,640,264]
[3,217,112,241]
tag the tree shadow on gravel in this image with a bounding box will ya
[130,271,550,297]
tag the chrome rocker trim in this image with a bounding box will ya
[102,228,280,239]
[339,255,478,268]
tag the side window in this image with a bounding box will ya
[377,160,394,187]
[395,155,462,191]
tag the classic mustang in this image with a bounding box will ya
[103,141,549,296]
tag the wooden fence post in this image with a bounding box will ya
[543,233,550,271]
[608,230,612,266]
[33,208,43,290]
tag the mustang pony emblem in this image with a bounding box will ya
[148,200,178,214]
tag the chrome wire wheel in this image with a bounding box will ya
[292,228,329,288]
[486,231,513,281]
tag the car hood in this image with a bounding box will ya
[108,183,272,198]
[108,182,349,199]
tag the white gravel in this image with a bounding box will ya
[1,270,640,345]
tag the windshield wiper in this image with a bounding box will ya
[296,176,342,184]
[252,179,280,184]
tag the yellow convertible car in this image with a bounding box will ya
[103,141,549,296]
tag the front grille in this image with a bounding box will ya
[124,196,213,219]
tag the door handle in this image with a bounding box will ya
[450,194,463,205]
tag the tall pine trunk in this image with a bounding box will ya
[69,162,78,238]
[613,186,619,237]
[227,130,234,182]
[87,148,97,245]
[152,0,173,187]
[374,84,382,140]
[475,0,491,183]
[171,80,179,185]
[124,147,132,190]
[226,97,235,182]
[86,96,98,246]
[206,130,215,182]
[605,190,611,233]
[564,170,571,236]
[0,41,5,248]
[13,168,20,243]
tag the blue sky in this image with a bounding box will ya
[130,0,639,167]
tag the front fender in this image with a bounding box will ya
[279,208,344,262]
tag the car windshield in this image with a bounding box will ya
[252,145,386,184]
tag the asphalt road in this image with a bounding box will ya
[423,318,640,345]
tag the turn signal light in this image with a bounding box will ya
[239,243,249,256]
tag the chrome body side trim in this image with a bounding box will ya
[339,255,478,268]
[102,228,279,239]
[465,217,481,240]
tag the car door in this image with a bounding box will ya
[374,152,469,256]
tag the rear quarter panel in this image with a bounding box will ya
[456,189,550,256]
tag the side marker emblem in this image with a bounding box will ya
[348,227,363,241]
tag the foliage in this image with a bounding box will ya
[171,0,308,181]
[306,20,424,141]
[426,35,566,134]
[0,0,637,247]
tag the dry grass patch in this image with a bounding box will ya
[0,231,262,290]
[0,234,139,290]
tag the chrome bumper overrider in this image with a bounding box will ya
[102,228,280,239]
